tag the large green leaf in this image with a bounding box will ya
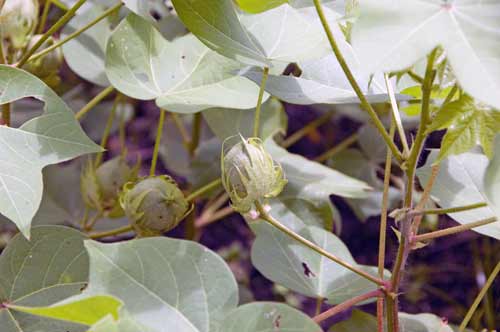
[243,37,393,105]
[352,0,500,109]
[171,0,269,67]
[203,98,287,141]
[80,237,239,332]
[249,207,385,304]
[61,6,113,86]
[427,95,500,163]
[0,226,89,332]
[417,150,500,240]
[0,66,101,238]
[172,1,330,66]
[329,310,453,332]
[106,13,262,113]
[219,302,321,332]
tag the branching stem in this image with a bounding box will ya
[150,109,166,176]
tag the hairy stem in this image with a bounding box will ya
[186,178,222,202]
[255,201,385,286]
[94,95,120,167]
[1,103,10,127]
[89,225,133,239]
[37,0,52,33]
[281,112,332,148]
[459,261,500,332]
[17,0,88,67]
[315,132,359,163]
[171,113,191,148]
[313,290,382,323]
[414,202,487,216]
[75,86,115,120]
[150,109,166,176]
[253,67,269,138]
[312,0,403,163]
[188,113,202,156]
[413,217,497,243]
[387,49,438,332]
[27,2,123,65]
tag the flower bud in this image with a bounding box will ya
[120,175,191,237]
[22,34,63,87]
[221,136,287,213]
[81,155,140,217]
[0,0,38,49]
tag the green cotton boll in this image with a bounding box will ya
[81,156,140,217]
[120,176,191,237]
[221,136,287,213]
[22,35,63,86]
[0,0,38,49]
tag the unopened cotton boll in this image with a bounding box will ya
[120,175,191,237]
[221,136,287,213]
[0,0,39,49]
[81,155,140,217]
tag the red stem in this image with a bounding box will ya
[313,290,382,323]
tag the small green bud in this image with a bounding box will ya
[81,156,140,217]
[221,136,287,213]
[22,35,63,87]
[0,0,38,49]
[120,175,192,237]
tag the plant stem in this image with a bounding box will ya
[89,225,133,239]
[252,67,269,138]
[378,120,395,279]
[150,109,166,176]
[387,48,438,332]
[411,164,440,234]
[407,70,424,84]
[0,38,6,64]
[255,201,385,286]
[377,297,385,332]
[17,0,88,67]
[27,2,123,65]
[315,132,359,163]
[459,261,500,332]
[196,206,234,228]
[1,103,10,126]
[313,290,382,323]
[312,0,403,164]
[37,0,52,34]
[314,298,323,316]
[75,86,115,120]
[171,113,191,148]
[413,217,497,243]
[281,112,332,148]
[186,178,222,202]
[94,95,120,167]
[403,48,437,207]
[188,113,202,156]
[414,202,487,216]
[384,74,410,156]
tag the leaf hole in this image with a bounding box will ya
[302,262,316,278]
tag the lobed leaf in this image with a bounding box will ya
[0,66,101,238]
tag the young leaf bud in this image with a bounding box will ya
[22,35,63,87]
[221,136,287,213]
[119,175,191,237]
[0,0,38,49]
[81,156,140,217]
